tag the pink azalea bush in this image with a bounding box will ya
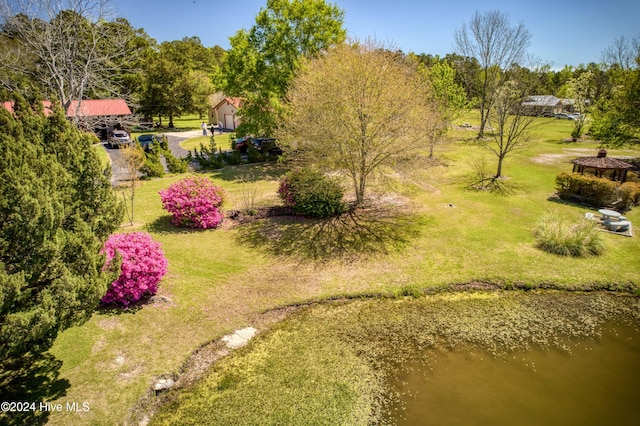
[159,176,226,229]
[101,232,168,306]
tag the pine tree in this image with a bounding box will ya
[0,96,123,363]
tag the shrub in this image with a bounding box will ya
[533,211,604,257]
[555,172,617,206]
[246,144,264,163]
[164,150,188,173]
[223,150,243,166]
[142,148,165,178]
[159,176,226,229]
[278,168,345,218]
[617,181,640,210]
[101,232,168,306]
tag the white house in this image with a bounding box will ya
[209,97,242,131]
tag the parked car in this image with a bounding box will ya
[252,137,283,156]
[234,137,283,156]
[554,113,575,120]
[137,134,159,152]
[107,130,132,148]
[234,136,250,153]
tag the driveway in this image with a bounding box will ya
[104,130,220,185]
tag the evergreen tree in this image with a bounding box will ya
[0,96,123,364]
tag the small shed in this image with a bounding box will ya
[571,150,633,182]
[210,97,242,131]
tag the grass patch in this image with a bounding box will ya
[180,135,234,152]
[93,144,111,169]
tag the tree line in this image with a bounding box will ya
[1,0,638,144]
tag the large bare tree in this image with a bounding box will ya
[0,0,139,116]
[278,40,436,205]
[480,78,537,180]
[454,10,531,138]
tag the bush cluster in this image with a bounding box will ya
[159,176,226,229]
[141,140,188,177]
[555,172,618,206]
[533,211,604,257]
[617,181,640,211]
[101,232,168,306]
[278,168,345,218]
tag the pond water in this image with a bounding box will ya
[387,323,640,425]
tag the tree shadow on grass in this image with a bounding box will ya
[144,215,199,235]
[0,354,70,426]
[208,162,287,183]
[236,206,434,262]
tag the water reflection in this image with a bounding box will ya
[388,324,640,426]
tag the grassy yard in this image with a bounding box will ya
[41,113,640,425]
[92,143,111,169]
[179,134,235,152]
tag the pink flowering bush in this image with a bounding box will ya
[159,176,226,229]
[101,232,168,306]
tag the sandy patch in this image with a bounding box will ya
[530,148,595,165]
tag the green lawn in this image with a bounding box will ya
[92,143,111,169]
[43,113,640,425]
[179,134,235,152]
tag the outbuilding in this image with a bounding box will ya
[210,97,241,131]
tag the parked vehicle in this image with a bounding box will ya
[234,136,282,156]
[252,138,283,156]
[137,134,159,152]
[554,113,575,120]
[107,130,132,148]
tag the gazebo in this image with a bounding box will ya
[571,150,633,183]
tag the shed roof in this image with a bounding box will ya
[213,97,242,110]
[571,156,633,170]
[66,99,131,117]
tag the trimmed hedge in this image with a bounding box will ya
[556,172,640,211]
[555,172,617,206]
[618,181,640,211]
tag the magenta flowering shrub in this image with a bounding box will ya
[277,175,296,207]
[101,232,168,306]
[159,176,226,229]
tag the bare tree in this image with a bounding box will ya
[480,79,537,179]
[601,34,640,70]
[115,144,145,226]
[0,0,139,114]
[454,10,531,138]
[278,40,437,205]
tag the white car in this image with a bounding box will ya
[107,130,132,148]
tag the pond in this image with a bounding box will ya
[150,292,640,426]
[387,323,640,425]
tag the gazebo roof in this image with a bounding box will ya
[571,156,633,170]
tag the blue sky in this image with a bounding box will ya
[111,0,640,68]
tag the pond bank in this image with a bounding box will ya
[131,287,640,425]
